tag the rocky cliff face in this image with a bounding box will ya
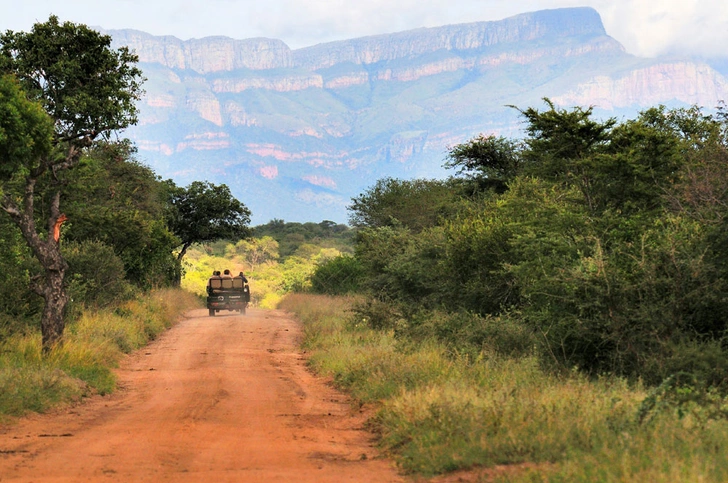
[109,30,292,72]
[292,7,615,70]
[553,61,728,108]
[108,7,728,223]
[110,7,617,75]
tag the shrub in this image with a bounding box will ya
[409,311,536,359]
[309,255,364,295]
[64,240,137,310]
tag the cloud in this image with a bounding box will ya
[592,0,728,57]
[302,174,337,189]
[295,188,346,208]
[258,165,278,179]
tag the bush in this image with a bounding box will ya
[309,255,364,295]
[409,311,536,358]
[351,298,406,331]
[64,240,137,310]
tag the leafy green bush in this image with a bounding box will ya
[348,102,728,388]
[309,255,364,295]
[64,240,137,310]
[409,311,536,359]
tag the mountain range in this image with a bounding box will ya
[106,7,728,223]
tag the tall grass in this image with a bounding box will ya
[0,289,200,419]
[279,293,728,481]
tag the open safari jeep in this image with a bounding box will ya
[206,274,250,316]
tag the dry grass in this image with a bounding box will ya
[280,293,728,482]
[0,289,200,419]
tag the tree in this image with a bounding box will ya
[226,236,279,270]
[0,17,144,351]
[0,77,51,324]
[348,178,457,232]
[62,141,179,288]
[514,98,615,212]
[167,181,251,284]
[445,134,525,193]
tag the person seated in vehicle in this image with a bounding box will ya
[207,271,223,295]
[218,269,234,289]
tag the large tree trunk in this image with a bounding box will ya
[173,242,192,287]
[38,263,69,351]
[2,181,70,353]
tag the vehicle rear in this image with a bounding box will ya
[206,276,250,316]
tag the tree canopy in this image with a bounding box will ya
[167,181,252,265]
[0,75,53,180]
[0,15,143,143]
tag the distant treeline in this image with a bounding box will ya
[310,99,728,388]
[252,219,354,258]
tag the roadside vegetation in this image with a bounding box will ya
[0,18,244,418]
[282,293,728,481]
[0,289,199,420]
[295,100,728,480]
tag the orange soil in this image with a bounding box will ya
[0,308,404,482]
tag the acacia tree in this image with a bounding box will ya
[0,16,143,351]
[445,134,525,193]
[167,181,251,284]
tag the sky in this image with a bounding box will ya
[0,0,726,58]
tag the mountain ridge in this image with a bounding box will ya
[105,7,728,223]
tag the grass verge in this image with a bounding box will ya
[0,289,200,420]
[279,293,728,482]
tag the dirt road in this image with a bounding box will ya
[0,308,404,482]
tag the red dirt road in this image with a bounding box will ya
[0,308,404,482]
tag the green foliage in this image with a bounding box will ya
[64,240,136,310]
[353,225,416,299]
[167,181,251,255]
[444,134,524,193]
[278,255,317,292]
[348,177,458,232]
[409,311,536,359]
[0,15,143,140]
[253,219,354,259]
[0,75,53,180]
[348,101,728,388]
[0,16,146,350]
[0,217,41,325]
[519,98,615,165]
[61,142,179,288]
[309,255,364,295]
[225,236,279,269]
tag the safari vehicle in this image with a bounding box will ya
[206,273,250,316]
